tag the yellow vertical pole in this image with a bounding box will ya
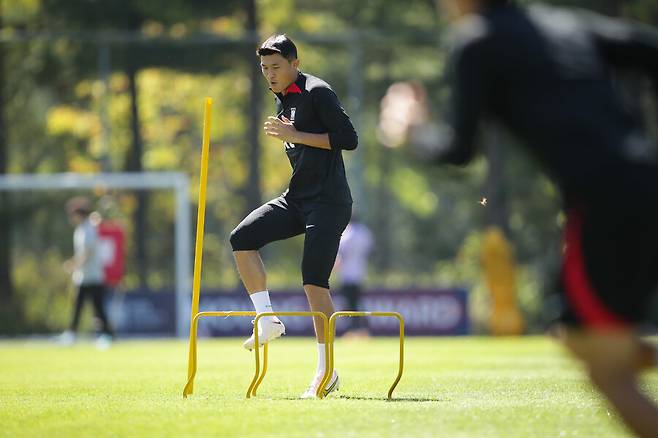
[184,97,213,394]
[481,226,525,335]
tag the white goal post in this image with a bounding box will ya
[0,172,192,338]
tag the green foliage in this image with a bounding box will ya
[4,0,658,333]
[624,0,658,24]
[39,0,245,29]
[13,249,73,331]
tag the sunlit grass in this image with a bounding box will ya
[1,336,655,437]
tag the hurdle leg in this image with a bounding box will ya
[182,313,202,397]
[318,312,338,398]
[315,340,331,398]
[315,316,331,398]
[253,343,269,396]
[246,322,262,398]
[388,314,405,399]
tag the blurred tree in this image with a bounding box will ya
[625,0,658,23]
[244,0,263,214]
[0,3,12,302]
[124,59,149,287]
[38,0,252,289]
[3,0,658,334]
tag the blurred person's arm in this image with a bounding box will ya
[378,35,490,166]
[585,12,658,85]
[63,248,90,273]
[63,226,94,273]
[431,41,487,166]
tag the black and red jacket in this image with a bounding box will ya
[274,71,358,204]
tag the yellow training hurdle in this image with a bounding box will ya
[249,311,330,398]
[182,309,404,400]
[319,311,405,400]
[183,310,256,398]
[183,310,330,399]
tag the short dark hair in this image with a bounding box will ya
[66,196,91,216]
[257,34,298,60]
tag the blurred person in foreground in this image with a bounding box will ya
[382,0,658,435]
[335,217,373,337]
[59,196,114,349]
[229,34,358,398]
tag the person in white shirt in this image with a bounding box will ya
[336,217,373,336]
[59,197,113,348]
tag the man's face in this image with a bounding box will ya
[68,212,84,226]
[260,53,299,93]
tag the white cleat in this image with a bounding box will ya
[300,370,340,399]
[56,330,76,346]
[95,334,113,351]
[242,317,286,351]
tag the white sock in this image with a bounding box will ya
[250,291,274,322]
[316,343,327,376]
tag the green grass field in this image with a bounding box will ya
[1,336,656,437]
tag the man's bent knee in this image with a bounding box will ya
[230,227,256,251]
[303,280,331,291]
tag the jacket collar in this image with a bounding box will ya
[273,72,305,98]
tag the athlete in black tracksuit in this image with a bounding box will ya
[437,2,658,330]
[230,35,355,397]
[230,70,357,289]
[428,1,658,435]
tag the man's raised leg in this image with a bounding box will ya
[233,250,285,350]
[234,250,267,293]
